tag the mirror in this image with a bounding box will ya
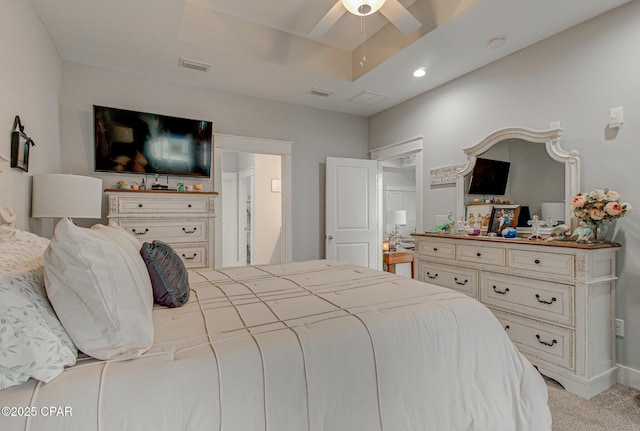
[455,127,580,230]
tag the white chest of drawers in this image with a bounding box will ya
[106,190,217,269]
[413,233,620,399]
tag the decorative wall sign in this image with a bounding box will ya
[430,164,464,186]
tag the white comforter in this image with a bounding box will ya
[1,260,551,430]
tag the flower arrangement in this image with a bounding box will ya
[570,189,631,223]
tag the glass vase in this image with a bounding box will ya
[594,220,612,243]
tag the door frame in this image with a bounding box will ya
[214,134,292,267]
[369,136,424,246]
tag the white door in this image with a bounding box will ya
[326,157,380,269]
[222,172,239,266]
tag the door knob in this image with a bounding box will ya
[327,235,334,240]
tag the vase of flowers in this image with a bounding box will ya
[570,189,631,243]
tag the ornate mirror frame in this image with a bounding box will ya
[455,126,580,228]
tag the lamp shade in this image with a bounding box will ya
[342,0,385,16]
[387,210,407,225]
[32,174,103,219]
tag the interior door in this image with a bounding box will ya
[325,157,380,269]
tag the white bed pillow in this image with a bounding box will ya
[0,227,77,390]
[44,218,154,361]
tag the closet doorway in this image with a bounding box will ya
[214,135,292,268]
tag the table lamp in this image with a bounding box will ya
[32,174,103,220]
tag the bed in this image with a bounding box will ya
[0,216,551,431]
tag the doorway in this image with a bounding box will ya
[214,134,292,268]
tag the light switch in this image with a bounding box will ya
[609,106,624,128]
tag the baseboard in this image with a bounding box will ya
[617,363,640,391]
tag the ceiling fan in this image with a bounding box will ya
[309,0,421,38]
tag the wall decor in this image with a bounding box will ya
[11,116,36,172]
[430,164,464,186]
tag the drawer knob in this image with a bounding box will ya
[492,285,510,295]
[534,259,541,265]
[131,228,149,236]
[182,227,197,234]
[476,252,482,257]
[426,272,438,279]
[433,247,438,251]
[535,294,557,305]
[138,203,143,208]
[536,334,558,347]
[188,204,192,208]
[454,277,468,286]
[181,253,197,260]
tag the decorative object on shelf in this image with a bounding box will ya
[387,210,406,250]
[10,116,36,172]
[382,241,390,252]
[177,182,185,192]
[193,183,203,191]
[487,204,520,236]
[501,227,517,238]
[544,224,571,241]
[426,213,454,234]
[570,188,631,243]
[466,226,481,236]
[32,174,103,220]
[527,215,546,240]
[117,180,131,190]
[571,220,593,244]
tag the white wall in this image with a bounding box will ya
[0,0,62,230]
[59,62,368,261]
[369,1,640,386]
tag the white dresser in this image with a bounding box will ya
[106,190,217,269]
[412,233,619,399]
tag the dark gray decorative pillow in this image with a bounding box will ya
[140,241,190,308]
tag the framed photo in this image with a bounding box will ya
[10,116,35,173]
[465,204,493,233]
[488,205,520,235]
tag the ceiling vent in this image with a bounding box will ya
[347,90,390,106]
[307,87,334,97]
[179,58,212,72]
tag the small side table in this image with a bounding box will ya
[383,250,415,278]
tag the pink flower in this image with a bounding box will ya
[589,208,604,220]
[571,195,587,209]
[605,201,622,216]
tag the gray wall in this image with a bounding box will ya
[369,1,640,386]
[0,0,62,232]
[59,62,368,261]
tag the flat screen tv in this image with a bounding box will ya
[94,105,212,178]
[468,157,510,195]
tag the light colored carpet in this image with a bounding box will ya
[547,377,640,431]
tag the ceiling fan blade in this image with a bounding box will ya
[379,0,421,34]
[308,1,347,38]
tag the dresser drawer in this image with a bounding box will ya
[416,240,455,260]
[171,243,209,269]
[481,272,573,325]
[456,244,505,266]
[116,196,211,215]
[508,249,574,277]
[119,218,209,243]
[494,310,574,371]
[417,261,478,297]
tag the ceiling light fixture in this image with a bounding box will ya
[487,37,506,49]
[413,67,427,78]
[341,0,386,67]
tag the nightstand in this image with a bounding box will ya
[383,250,414,278]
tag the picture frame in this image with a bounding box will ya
[488,204,520,235]
[465,204,493,233]
[10,116,35,172]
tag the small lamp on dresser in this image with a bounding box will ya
[32,174,103,223]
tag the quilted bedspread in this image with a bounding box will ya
[1,260,551,430]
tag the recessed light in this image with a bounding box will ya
[413,67,427,78]
[487,37,506,49]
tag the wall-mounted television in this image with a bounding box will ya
[468,157,511,195]
[94,105,213,178]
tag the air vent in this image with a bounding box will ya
[347,90,390,106]
[179,58,212,72]
[307,87,334,97]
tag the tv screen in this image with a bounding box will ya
[94,105,212,178]
[468,158,510,195]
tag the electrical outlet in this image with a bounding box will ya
[615,318,624,338]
